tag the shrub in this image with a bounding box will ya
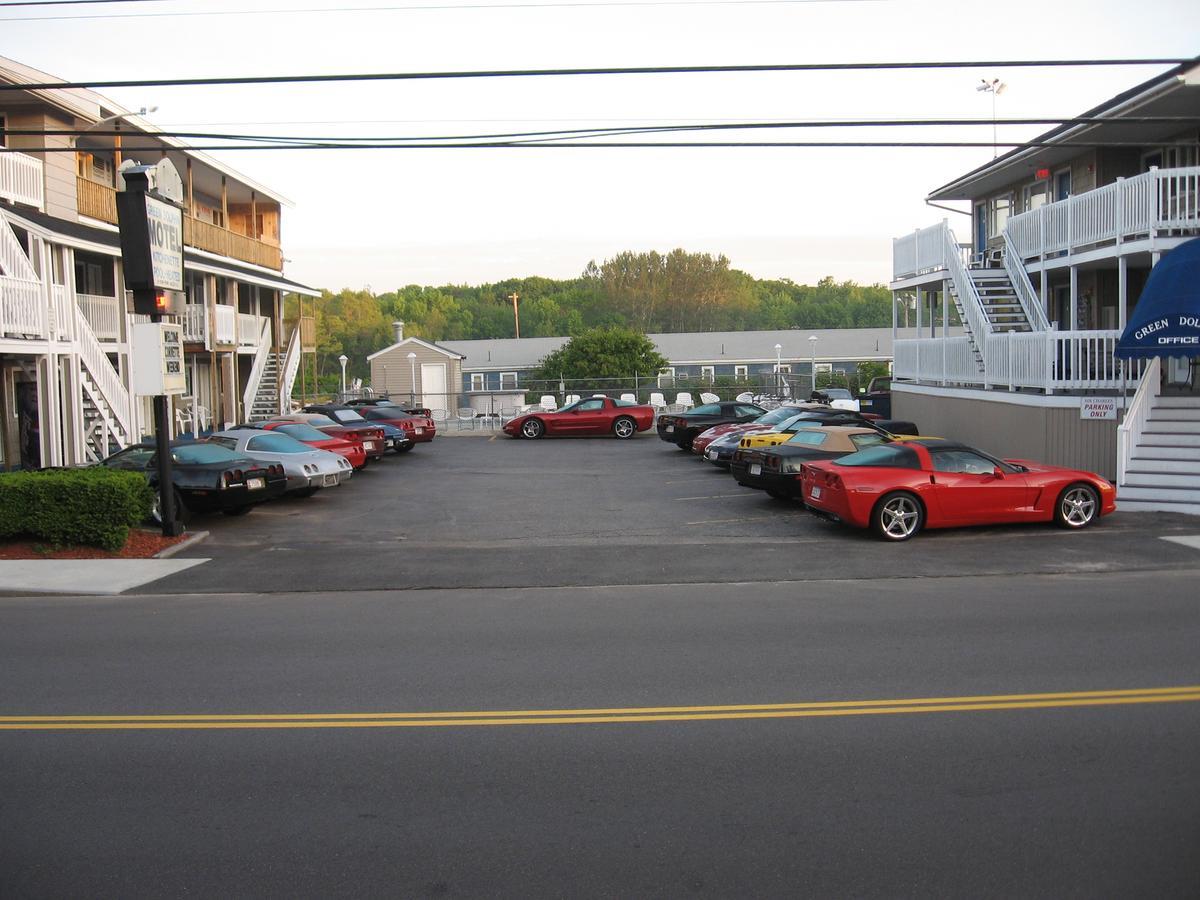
[0,468,155,552]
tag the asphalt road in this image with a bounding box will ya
[3,433,1200,897]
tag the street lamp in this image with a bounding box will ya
[976,77,1006,158]
[774,343,782,396]
[808,335,819,394]
[338,354,348,398]
[407,351,417,405]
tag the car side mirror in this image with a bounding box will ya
[992,467,1005,479]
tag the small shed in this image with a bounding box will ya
[367,323,465,414]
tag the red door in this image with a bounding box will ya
[927,448,1030,523]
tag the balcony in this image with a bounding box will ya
[75,177,284,270]
[0,275,45,339]
[78,293,121,341]
[0,150,44,210]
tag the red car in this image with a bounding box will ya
[351,405,437,447]
[277,413,387,464]
[801,440,1116,541]
[503,396,656,439]
[254,420,368,470]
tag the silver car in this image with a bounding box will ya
[208,430,352,496]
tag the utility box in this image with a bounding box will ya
[132,322,187,396]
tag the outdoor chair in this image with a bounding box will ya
[499,406,520,425]
[620,393,637,403]
[699,392,720,404]
[675,392,695,409]
[649,392,666,409]
[430,409,450,426]
[735,391,754,403]
[456,407,477,430]
[564,394,581,406]
[665,403,685,414]
[539,395,557,411]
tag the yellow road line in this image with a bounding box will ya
[2,687,1198,730]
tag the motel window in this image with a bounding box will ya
[1022,180,1048,213]
[470,373,485,392]
[734,365,748,378]
[700,365,715,383]
[775,364,791,375]
[500,372,518,390]
[74,250,115,296]
[986,194,1012,238]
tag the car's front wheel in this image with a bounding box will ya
[612,416,637,439]
[152,487,190,526]
[871,491,924,541]
[521,418,545,439]
[1054,483,1100,529]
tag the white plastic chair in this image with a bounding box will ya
[499,406,519,425]
[564,394,581,406]
[676,392,694,409]
[620,393,636,403]
[592,394,606,398]
[430,408,450,426]
[649,392,666,409]
[456,407,477,430]
[735,391,754,403]
[699,392,720,404]
[539,395,557,411]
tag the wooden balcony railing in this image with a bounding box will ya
[74,177,283,270]
[300,315,316,351]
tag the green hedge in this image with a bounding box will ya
[0,468,156,552]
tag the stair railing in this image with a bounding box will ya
[74,303,133,442]
[280,322,302,415]
[940,224,991,364]
[241,317,273,420]
[1117,356,1160,488]
[1002,232,1050,331]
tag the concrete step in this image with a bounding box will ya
[1135,444,1200,461]
[1126,457,1200,474]
[1149,407,1200,421]
[1139,431,1200,446]
[1117,484,1200,503]
[1155,396,1200,408]
[1116,499,1200,515]
[1120,471,1200,489]
[1142,419,1200,434]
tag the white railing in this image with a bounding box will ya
[1117,356,1159,486]
[213,304,236,345]
[1007,166,1200,259]
[0,275,45,338]
[0,150,44,210]
[241,318,273,418]
[183,303,208,346]
[0,206,39,282]
[892,221,970,280]
[281,322,302,413]
[75,303,133,441]
[49,284,74,342]
[238,312,266,351]
[77,293,122,341]
[1002,232,1050,331]
[940,225,992,352]
[899,329,1148,392]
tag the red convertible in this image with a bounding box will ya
[801,440,1116,541]
[503,396,656,439]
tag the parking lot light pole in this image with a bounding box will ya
[407,352,417,405]
[338,354,348,399]
[774,343,782,395]
[809,334,819,393]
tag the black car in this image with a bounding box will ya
[100,441,287,522]
[730,427,893,500]
[345,397,433,418]
[657,401,767,450]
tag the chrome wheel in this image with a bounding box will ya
[521,418,544,439]
[613,417,636,439]
[1056,484,1098,529]
[874,492,923,541]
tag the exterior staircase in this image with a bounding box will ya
[75,304,135,462]
[1118,394,1200,515]
[968,268,1032,333]
[248,350,282,421]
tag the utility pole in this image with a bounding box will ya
[507,291,521,339]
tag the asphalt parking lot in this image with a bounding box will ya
[146,430,1200,594]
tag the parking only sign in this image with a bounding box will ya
[1081,397,1118,420]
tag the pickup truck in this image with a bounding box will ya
[858,376,892,419]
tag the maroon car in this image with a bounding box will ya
[306,404,436,448]
[503,396,656,440]
[277,413,387,463]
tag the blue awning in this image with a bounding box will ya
[1115,237,1200,359]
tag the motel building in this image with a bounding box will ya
[0,56,319,470]
[889,58,1200,514]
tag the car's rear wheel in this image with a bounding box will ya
[613,416,637,439]
[766,489,789,501]
[293,487,319,498]
[1054,483,1100,529]
[871,491,924,541]
[522,418,545,439]
[679,434,695,451]
[222,505,254,517]
[397,444,415,453]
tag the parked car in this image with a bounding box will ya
[735,410,920,451]
[801,440,1116,541]
[236,420,368,470]
[306,404,432,448]
[730,426,891,499]
[209,429,354,496]
[809,387,861,412]
[351,404,436,447]
[859,376,893,418]
[345,397,433,418]
[278,413,387,463]
[503,396,656,439]
[690,403,827,456]
[100,440,286,522]
[657,401,767,450]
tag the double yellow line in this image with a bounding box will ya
[2,686,1198,731]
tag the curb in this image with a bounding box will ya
[154,530,210,559]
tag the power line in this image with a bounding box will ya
[0,0,166,6]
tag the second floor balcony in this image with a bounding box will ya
[76,177,283,271]
[0,149,44,210]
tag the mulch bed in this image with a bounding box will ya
[0,529,190,560]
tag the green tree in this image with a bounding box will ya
[528,327,668,382]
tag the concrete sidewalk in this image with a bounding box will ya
[0,558,209,596]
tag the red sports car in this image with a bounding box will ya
[801,440,1116,541]
[276,413,387,463]
[351,405,437,447]
[254,420,368,470]
[503,396,656,439]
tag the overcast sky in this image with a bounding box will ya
[2,0,1197,292]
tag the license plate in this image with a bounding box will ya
[706,449,717,460]
[364,441,378,450]
[749,464,761,476]
[666,425,674,433]
[322,473,338,486]
[247,477,265,490]
[861,400,872,407]
[810,485,822,499]
[414,427,424,435]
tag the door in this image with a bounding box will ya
[420,362,447,411]
[928,448,1030,523]
[563,397,607,433]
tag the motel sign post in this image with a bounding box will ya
[116,160,187,536]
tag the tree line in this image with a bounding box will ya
[290,250,893,386]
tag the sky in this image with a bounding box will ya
[1,0,1197,292]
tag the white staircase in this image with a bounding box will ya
[75,304,135,462]
[968,268,1033,333]
[1118,394,1200,515]
[249,350,282,421]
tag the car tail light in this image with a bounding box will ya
[766,456,779,470]
[825,472,842,489]
[271,464,283,476]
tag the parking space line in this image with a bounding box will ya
[672,493,754,501]
[1161,535,1200,551]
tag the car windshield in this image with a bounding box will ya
[689,404,721,416]
[274,423,330,442]
[247,432,312,454]
[304,415,339,428]
[835,444,921,469]
[823,388,852,400]
[363,408,409,420]
[755,406,807,426]
[330,409,367,424]
[787,430,829,446]
[174,443,243,464]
